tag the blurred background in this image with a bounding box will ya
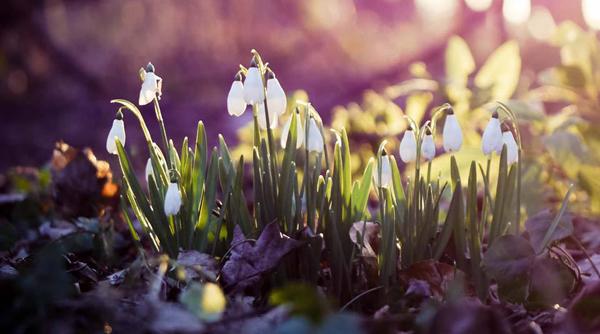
[0,0,597,171]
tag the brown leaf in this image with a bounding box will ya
[398,260,462,300]
[525,209,573,252]
[221,222,304,292]
[177,250,218,282]
[51,142,118,218]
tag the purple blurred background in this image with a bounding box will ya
[0,0,590,171]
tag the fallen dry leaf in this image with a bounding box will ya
[221,222,303,292]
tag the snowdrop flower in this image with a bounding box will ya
[399,127,417,163]
[481,111,503,156]
[442,107,463,153]
[421,129,436,161]
[502,123,519,164]
[374,150,393,188]
[106,111,126,155]
[227,73,247,116]
[138,63,162,106]
[243,59,265,104]
[281,109,304,149]
[164,178,181,216]
[306,116,324,153]
[256,102,278,130]
[266,70,287,116]
[145,158,154,183]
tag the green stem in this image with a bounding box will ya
[516,150,522,234]
[153,98,171,169]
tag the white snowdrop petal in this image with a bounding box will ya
[164,182,182,216]
[227,81,247,116]
[281,115,304,149]
[421,134,436,161]
[374,155,393,188]
[139,72,160,106]
[266,78,287,116]
[306,118,324,153]
[442,115,463,152]
[399,130,417,163]
[257,103,278,130]
[243,67,265,104]
[481,118,503,156]
[106,119,126,155]
[503,131,519,164]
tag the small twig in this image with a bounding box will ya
[340,286,383,311]
[570,235,600,279]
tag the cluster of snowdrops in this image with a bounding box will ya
[103,51,529,309]
[106,54,519,221]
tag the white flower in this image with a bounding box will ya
[145,158,154,183]
[399,128,417,163]
[256,103,278,130]
[481,112,503,156]
[266,70,287,116]
[106,113,126,155]
[306,117,324,153]
[227,73,247,116]
[502,125,519,164]
[138,63,162,106]
[374,151,393,188]
[243,60,265,104]
[164,181,181,216]
[281,110,304,149]
[421,130,436,161]
[442,109,463,153]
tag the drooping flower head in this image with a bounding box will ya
[106,110,126,155]
[374,149,393,188]
[139,63,163,106]
[227,72,247,116]
[501,123,519,164]
[266,69,287,116]
[421,128,436,161]
[306,115,324,153]
[164,174,182,216]
[442,107,463,153]
[281,108,304,149]
[481,111,503,156]
[399,126,417,163]
[243,58,265,105]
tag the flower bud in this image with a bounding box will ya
[106,112,126,155]
[164,181,182,216]
[139,63,162,106]
[481,111,503,156]
[281,109,304,149]
[145,158,154,183]
[266,70,287,116]
[243,59,265,104]
[374,150,393,188]
[421,129,436,161]
[227,73,247,116]
[256,103,278,130]
[502,124,519,164]
[442,108,463,153]
[399,127,417,163]
[306,116,324,153]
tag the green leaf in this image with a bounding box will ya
[433,182,462,261]
[351,158,374,222]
